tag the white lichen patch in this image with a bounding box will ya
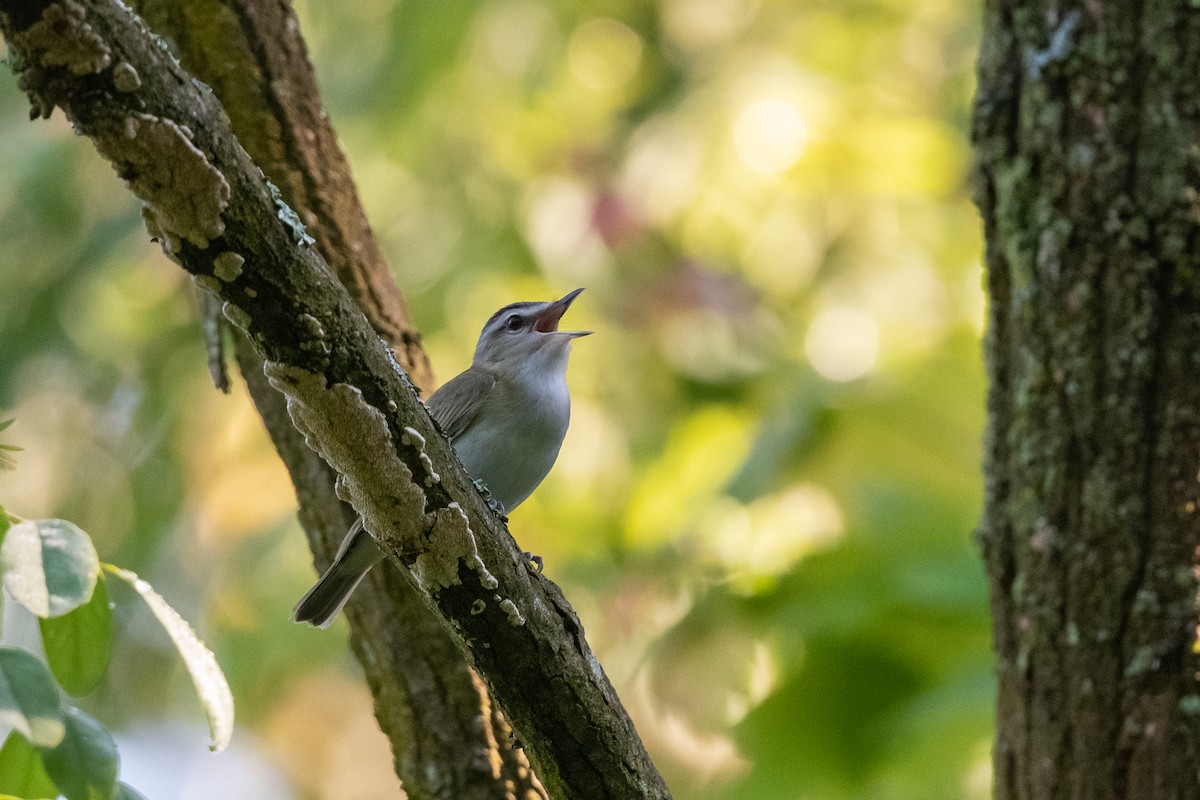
[221,302,250,332]
[400,426,425,449]
[1124,646,1158,678]
[97,114,230,248]
[15,0,112,76]
[412,503,498,592]
[263,363,428,556]
[213,251,244,282]
[384,346,415,387]
[586,651,606,685]
[298,313,325,339]
[495,596,525,627]
[140,205,181,255]
[266,181,315,246]
[193,274,220,294]
[297,318,331,360]
[112,61,140,92]
[401,426,439,485]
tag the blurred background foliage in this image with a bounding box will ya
[0,0,989,797]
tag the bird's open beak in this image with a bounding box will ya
[535,288,592,338]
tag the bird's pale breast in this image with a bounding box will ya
[452,374,570,511]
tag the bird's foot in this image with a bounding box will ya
[472,479,508,520]
[523,552,544,572]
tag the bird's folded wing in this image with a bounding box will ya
[425,366,496,442]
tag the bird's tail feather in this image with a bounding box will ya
[293,525,383,628]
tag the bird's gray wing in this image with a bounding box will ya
[426,366,496,441]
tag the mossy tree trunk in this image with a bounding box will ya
[973,1,1200,796]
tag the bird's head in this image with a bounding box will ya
[472,288,591,377]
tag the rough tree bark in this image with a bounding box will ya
[973,0,1200,797]
[0,1,671,799]
[130,0,433,389]
[124,1,545,796]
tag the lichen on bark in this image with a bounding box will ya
[973,1,1200,797]
[97,113,231,249]
[10,0,110,75]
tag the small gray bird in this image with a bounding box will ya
[294,288,590,627]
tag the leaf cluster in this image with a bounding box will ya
[0,506,232,800]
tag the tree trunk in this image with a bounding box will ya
[973,1,1200,796]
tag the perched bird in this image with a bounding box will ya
[294,288,591,627]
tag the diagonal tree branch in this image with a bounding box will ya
[122,0,545,796]
[132,0,434,392]
[0,1,671,798]
[236,343,545,800]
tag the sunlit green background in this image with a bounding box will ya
[0,0,989,797]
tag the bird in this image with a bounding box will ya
[293,288,591,627]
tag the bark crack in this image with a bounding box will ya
[1109,0,1154,793]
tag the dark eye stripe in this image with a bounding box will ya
[482,301,540,333]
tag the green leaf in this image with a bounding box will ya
[41,707,118,800]
[0,420,14,433]
[0,420,18,472]
[0,732,57,799]
[115,782,149,800]
[40,575,113,696]
[1,520,100,618]
[105,565,234,752]
[0,647,64,748]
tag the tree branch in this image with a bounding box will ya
[236,341,545,800]
[132,0,434,392]
[122,0,544,795]
[0,2,670,798]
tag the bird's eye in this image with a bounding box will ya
[505,315,523,332]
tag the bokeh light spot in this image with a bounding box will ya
[661,0,760,49]
[805,307,879,381]
[568,18,643,92]
[523,177,610,280]
[475,1,554,77]
[705,485,844,587]
[621,119,703,225]
[733,99,808,175]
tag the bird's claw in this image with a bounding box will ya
[523,552,544,572]
[488,496,509,522]
[472,479,509,520]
